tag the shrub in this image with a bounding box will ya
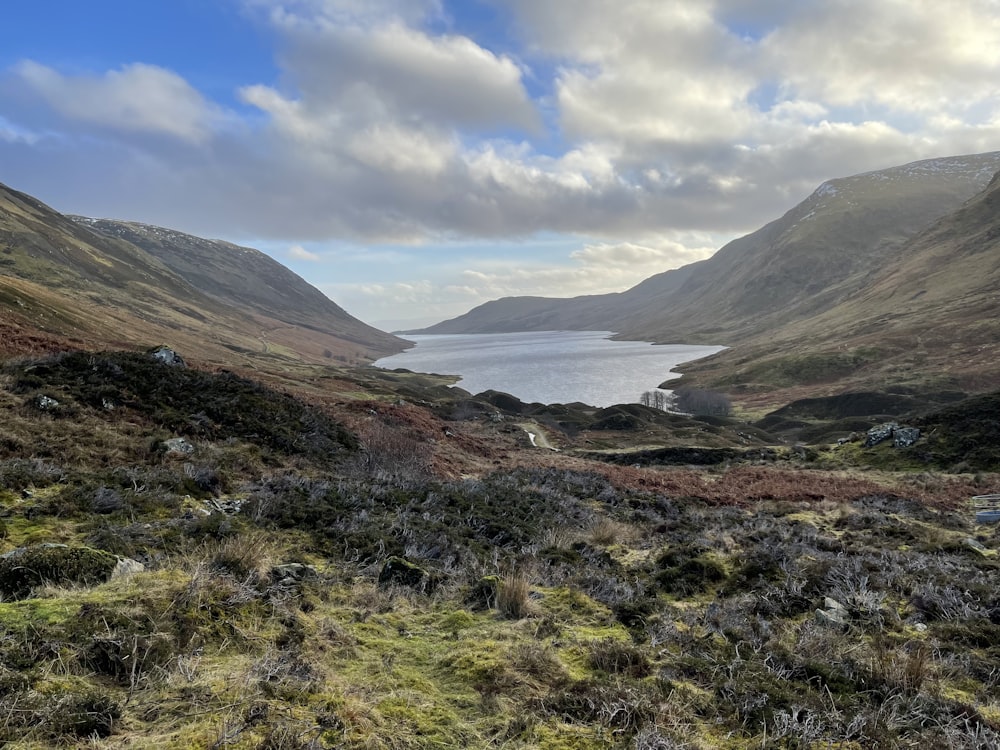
[11,351,357,459]
[0,544,118,599]
[655,545,728,596]
[587,638,652,677]
[46,690,122,737]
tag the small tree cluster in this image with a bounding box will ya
[674,387,732,416]
[638,389,670,410]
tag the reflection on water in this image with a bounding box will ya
[373,331,725,408]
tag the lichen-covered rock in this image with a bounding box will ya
[111,557,145,579]
[865,422,899,447]
[162,437,195,455]
[31,395,60,411]
[271,562,318,586]
[816,597,850,628]
[148,346,186,367]
[0,544,118,600]
[893,426,921,448]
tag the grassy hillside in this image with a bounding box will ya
[0,183,406,375]
[0,345,997,749]
[673,169,1000,412]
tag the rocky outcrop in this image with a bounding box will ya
[865,422,920,448]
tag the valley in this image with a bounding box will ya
[1,154,999,749]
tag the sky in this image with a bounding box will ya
[2,1,1000,330]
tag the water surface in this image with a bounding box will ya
[373,331,725,408]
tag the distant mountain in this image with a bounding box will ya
[0,182,406,365]
[413,152,1000,343]
[403,263,702,335]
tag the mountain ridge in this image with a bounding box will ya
[0,182,407,367]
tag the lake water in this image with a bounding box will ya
[373,331,725,408]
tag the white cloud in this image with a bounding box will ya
[288,244,321,261]
[0,116,38,144]
[762,0,1000,114]
[4,0,1000,326]
[11,61,224,143]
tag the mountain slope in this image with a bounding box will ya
[617,152,1000,342]
[675,167,1000,407]
[415,152,1000,342]
[0,182,406,365]
[73,217,401,351]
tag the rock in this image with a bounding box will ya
[149,346,186,367]
[111,557,145,579]
[893,426,921,448]
[816,597,850,628]
[378,556,436,591]
[962,537,996,557]
[162,437,195,455]
[271,562,318,586]
[0,544,118,600]
[864,422,899,448]
[823,597,848,614]
[32,394,60,411]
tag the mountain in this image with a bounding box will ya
[413,152,1000,343]
[0,182,406,365]
[674,166,1000,409]
[71,217,402,353]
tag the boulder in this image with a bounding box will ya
[815,597,850,628]
[893,427,921,448]
[111,557,146,579]
[162,437,195,455]
[149,346,186,367]
[864,422,899,448]
[31,394,60,411]
[271,562,318,586]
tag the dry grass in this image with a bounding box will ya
[496,571,532,620]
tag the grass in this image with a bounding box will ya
[0,346,999,748]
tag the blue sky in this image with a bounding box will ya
[3,0,1000,329]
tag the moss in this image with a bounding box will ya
[531,722,608,749]
[440,609,476,632]
[0,543,117,599]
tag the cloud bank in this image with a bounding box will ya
[3,0,1000,323]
